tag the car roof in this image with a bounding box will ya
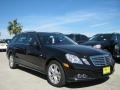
[21,31,62,34]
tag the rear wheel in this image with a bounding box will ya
[9,54,17,69]
[47,61,65,87]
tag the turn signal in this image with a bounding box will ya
[63,63,69,68]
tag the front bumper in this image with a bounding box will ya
[0,47,7,50]
[65,65,114,82]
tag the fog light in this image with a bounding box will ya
[77,74,88,79]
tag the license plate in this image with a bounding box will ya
[103,66,110,74]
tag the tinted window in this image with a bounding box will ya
[90,34,112,41]
[16,34,27,44]
[27,34,38,45]
[67,34,88,42]
[11,35,19,44]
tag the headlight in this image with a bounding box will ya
[93,44,101,49]
[65,54,83,64]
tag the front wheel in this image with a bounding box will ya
[9,54,17,69]
[47,61,65,87]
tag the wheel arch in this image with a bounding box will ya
[45,57,63,73]
[7,50,15,59]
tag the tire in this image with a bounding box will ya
[9,54,17,69]
[47,60,66,87]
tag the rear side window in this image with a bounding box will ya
[16,34,27,44]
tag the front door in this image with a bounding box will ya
[14,34,28,64]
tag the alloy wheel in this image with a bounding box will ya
[9,55,14,67]
[48,64,61,85]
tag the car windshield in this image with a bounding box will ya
[39,33,77,45]
[89,34,112,41]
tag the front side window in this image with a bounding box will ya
[27,34,38,45]
[10,35,19,44]
[16,34,27,44]
[39,33,77,45]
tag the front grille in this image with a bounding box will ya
[90,55,111,66]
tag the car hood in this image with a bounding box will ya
[82,41,102,46]
[46,45,108,57]
[82,40,111,48]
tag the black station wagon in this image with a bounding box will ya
[6,32,115,87]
